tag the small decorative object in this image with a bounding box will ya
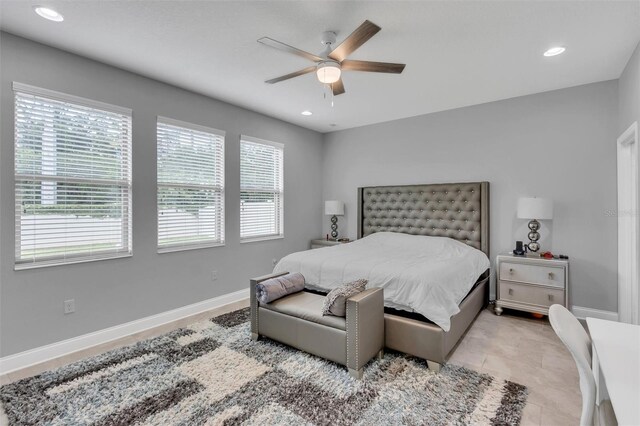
[325,200,344,240]
[540,251,555,259]
[513,240,525,256]
[517,197,553,252]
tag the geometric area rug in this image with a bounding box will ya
[0,308,527,425]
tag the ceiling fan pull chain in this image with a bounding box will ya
[331,83,334,107]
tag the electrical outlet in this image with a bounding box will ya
[212,270,218,281]
[64,299,75,314]
[272,258,278,266]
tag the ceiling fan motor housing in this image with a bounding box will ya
[320,31,337,47]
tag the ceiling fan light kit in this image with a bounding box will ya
[316,61,341,84]
[258,20,406,96]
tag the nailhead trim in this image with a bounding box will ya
[253,283,259,334]
[355,302,359,369]
[346,304,350,368]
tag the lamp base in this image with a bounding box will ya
[330,215,338,239]
[527,219,541,252]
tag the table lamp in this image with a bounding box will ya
[325,200,344,240]
[517,197,553,252]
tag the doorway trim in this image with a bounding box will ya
[617,121,639,324]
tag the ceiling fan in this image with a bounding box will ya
[258,20,405,96]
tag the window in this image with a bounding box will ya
[240,136,284,241]
[157,117,225,252]
[14,83,132,269]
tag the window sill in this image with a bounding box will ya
[158,242,225,254]
[240,235,284,244]
[15,252,132,271]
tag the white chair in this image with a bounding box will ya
[549,304,617,426]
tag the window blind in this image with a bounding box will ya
[14,83,132,269]
[157,117,225,252]
[240,136,284,241]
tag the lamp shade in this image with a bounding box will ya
[517,197,553,220]
[325,200,344,216]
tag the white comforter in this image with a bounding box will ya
[274,232,490,331]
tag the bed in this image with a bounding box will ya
[276,182,490,370]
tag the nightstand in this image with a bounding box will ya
[310,239,350,249]
[495,254,569,316]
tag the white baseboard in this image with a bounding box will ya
[0,289,249,375]
[572,305,619,321]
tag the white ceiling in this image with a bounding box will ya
[1,1,639,133]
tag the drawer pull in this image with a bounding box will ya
[509,268,514,274]
[508,288,513,295]
[548,272,555,279]
[548,294,554,301]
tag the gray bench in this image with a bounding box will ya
[250,271,384,379]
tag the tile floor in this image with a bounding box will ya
[0,302,580,426]
[447,308,582,425]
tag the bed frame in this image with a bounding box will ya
[357,181,490,370]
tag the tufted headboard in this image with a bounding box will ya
[357,182,490,257]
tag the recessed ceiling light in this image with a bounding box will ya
[543,46,565,57]
[301,110,312,116]
[34,6,64,22]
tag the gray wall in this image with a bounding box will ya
[0,31,627,357]
[0,33,323,357]
[619,41,640,133]
[322,81,619,312]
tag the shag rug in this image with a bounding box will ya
[1,308,527,425]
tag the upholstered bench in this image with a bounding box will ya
[250,271,384,379]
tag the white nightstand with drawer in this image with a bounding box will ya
[495,254,569,316]
[310,239,350,249]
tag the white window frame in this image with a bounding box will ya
[156,116,226,253]
[13,82,132,270]
[240,135,284,243]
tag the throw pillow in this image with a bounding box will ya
[321,279,368,317]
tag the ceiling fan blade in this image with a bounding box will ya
[342,60,405,74]
[265,66,317,84]
[258,37,323,63]
[332,78,345,96]
[328,20,381,62]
